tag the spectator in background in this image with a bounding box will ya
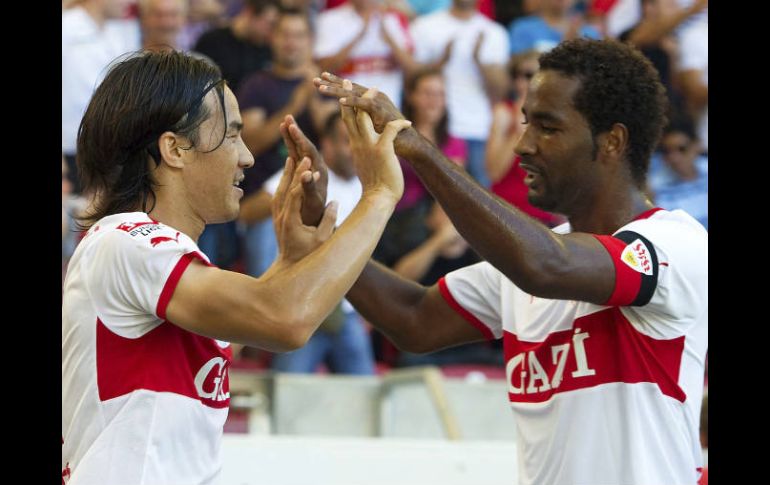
[177,0,227,51]
[486,49,564,227]
[373,68,466,267]
[393,202,497,368]
[193,0,279,92]
[314,0,413,110]
[62,0,141,194]
[493,0,540,27]
[258,113,376,374]
[409,0,509,188]
[648,118,708,229]
[508,0,601,54]
[619,0,708,118]
[138,0,188,50]
[279,0,325,24]
[192,0,280,267]
[676,2,707,152]
[237,9,338,277]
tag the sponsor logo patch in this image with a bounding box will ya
[620,239,653,275]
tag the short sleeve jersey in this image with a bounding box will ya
[439,208,708,485]
[62,212,232,485]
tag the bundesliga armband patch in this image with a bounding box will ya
[594,231,659,307]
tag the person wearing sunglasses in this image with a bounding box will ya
[648,117,708,229]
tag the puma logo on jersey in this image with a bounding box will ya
[150,232,180,247]
[620,239,653,275]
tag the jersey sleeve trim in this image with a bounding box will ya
[437,277,495,340]
[594,231,659,307]
[156,251,214,320]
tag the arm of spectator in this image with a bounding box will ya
[380,22,421,77]
[240,82,315,156]
[627,0,708,47]
[678,69,708,112]
[317,15,370,74]
[382,0,416,20]
[394,222,463,281]
[485,103,521,183]
[473,33,508,104]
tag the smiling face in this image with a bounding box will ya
[182,86,254,224]
[514,70,601,214]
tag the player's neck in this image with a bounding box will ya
[146,198,205,243]
[568,189,654,235]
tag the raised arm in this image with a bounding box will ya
[485,102,522,183]
[472,32,508,104]
[626,0,708,48]
[348,261,487,354]
[316,73,617,305]
[166,97,413,352]
[316,16,370,74]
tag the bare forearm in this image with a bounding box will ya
[244,105,305,156]
[393,234,443,280]
[317,38,360,74]
[347,260,431,351]
[476,65,508,104]
[629,7,702,46]
[486,126,519,182]
[263,193,397,336]
[388,42,420,77]
[680,72,708,110]
[394,128,564,293]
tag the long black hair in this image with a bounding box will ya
[76,50,226,228]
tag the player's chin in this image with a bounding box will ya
[527,191,554,212]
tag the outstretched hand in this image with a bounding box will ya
[315,72,406,134]
[279,115,328,226]
[272,156,338,264]
[338,81,412,201]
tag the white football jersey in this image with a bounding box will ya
[62,213,232,485]
[440,208,708,485]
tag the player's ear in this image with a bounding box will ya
[157,132,190,169]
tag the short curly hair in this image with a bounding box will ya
[539,39,668,187]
